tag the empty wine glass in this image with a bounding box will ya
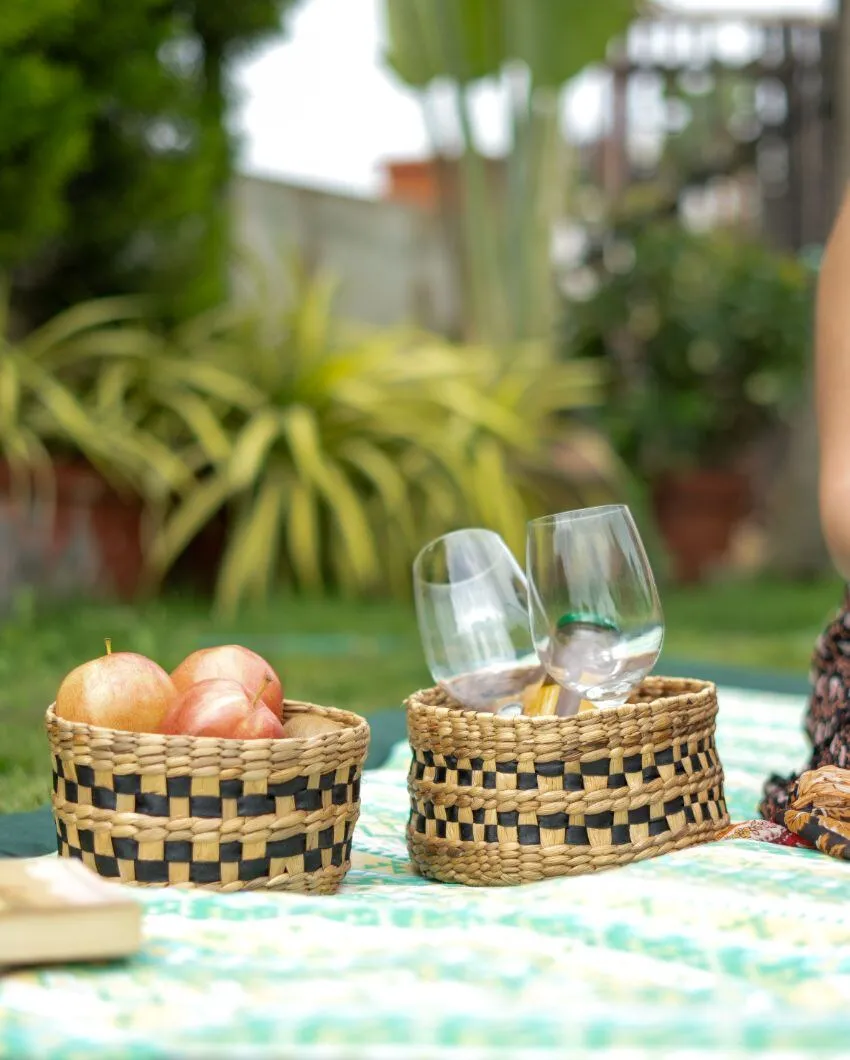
[526,505,664,710]
[413,529,551,716]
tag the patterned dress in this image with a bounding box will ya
[761,589,850,821]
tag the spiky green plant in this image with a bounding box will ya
[0,291,191,506]
[147,267,601,615]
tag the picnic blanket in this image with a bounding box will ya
[2,686,850,1059]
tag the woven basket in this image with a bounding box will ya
[46,700,369,894]
[406,676,727,885]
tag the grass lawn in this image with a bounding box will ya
[0,576,843,813]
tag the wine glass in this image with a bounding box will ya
[413,529,551,716]
[526,505,664,711]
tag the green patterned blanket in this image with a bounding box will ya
[2,687,848,1059]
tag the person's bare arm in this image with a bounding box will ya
[818,190,850,580]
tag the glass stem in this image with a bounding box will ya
[555,688,581,717]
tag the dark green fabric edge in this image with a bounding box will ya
[659,655,810,697]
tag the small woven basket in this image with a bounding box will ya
[406,676,728,885]
[46,700,369,894]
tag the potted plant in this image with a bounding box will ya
[147,264,606,616]
[567,222,812,582]
[0,295,200,606]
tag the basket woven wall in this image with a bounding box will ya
[406,676,727,886]
[46,701,369,894]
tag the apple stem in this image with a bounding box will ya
[252,673,273,708]
[104,638,112,656]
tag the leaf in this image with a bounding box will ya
[0,276,9,339]
[49,328,165,372]
[147,473,233,576]
[94,360,134,414]
[399,448,462,527]
[384,0,445,87]
[154,358,262,411]
[468,436,526,552]
[19,360,105,452]
[103,428,194,495]
[281,405,379,585]
[507,0,636,88]
[0,356,20,431]
[288,268,338,371]
[173,302,240,350]
[418,473,463,531]
[25,297,148,361]
[433,379,530,449]
[156,390,233,466]
[228,408,284,492]
[385,0,504,87]
[340,439,414,542]
[215,472,286,617]
[286,478,323,591]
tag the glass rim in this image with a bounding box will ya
[527,504,630,528]
[412,528,518,589]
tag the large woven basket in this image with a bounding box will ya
[46,700,369,894]
[406,676,727,885]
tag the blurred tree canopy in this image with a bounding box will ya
[1,0,297,329]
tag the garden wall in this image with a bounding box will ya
[231,174,459,335]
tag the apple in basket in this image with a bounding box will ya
[54,639,177,733]
[171,645,283,717]
[161,676,286,739]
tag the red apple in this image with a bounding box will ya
[55,640,177,734]
[161,678,286,740]
[171,646,283,718]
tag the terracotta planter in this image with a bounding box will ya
[384,157,505,211]
[385,160,445,211]
[0,461,144,605]
[652,470,750,584]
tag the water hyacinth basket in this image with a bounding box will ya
[406,676,727,885]
[46,700,370,894]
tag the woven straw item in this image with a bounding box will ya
[406,676,727,885]
[46,701,369,893]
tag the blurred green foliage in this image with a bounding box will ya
[3,264,603,615]
[384,0,637,347]
[385,0,635,90]
[0,290,198,503]
[659,74,757,189]
[1,0,297,329]
[146,264,602,614]
[568,222,813,474]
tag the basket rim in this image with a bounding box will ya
[406,675,716,729]
[45,698,370,748]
